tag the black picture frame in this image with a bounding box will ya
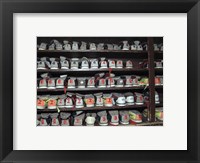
[0,0,199,163]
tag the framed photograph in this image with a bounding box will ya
[0,0,199,163]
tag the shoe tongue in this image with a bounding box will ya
[38,95,50,100]
[50,58,56,62]
[76,111,84,116]
[59,94,66,99]
[109,110,119,116]
[98,110,107,116]
[41,113,49,119]
[76,93,83,98]
[124,92,133,96]
[94,92,103,97]
[76,113,85,119]
[120,110,129,115]
[63,40,69,44]
[60,56,66,61]
[50,113,59,118]
[40,57,47,61]
[103,94,112,98]
[41,73,49,79]
[60,112,71,119]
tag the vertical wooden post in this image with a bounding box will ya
[147,37,155,122]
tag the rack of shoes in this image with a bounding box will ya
[37,37,163,126]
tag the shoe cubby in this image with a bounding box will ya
[37,37,163,126]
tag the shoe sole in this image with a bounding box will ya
[135,103,144,105]
[125,85,132,87]
[99,123,108,126]
[130,119,142,123]
[104,104,113,107]
[65,106,73,108]
[126,103,135,105]
[110,122,119,126]
[68,86,76,88]
[61,67,69,69]
[37,68,47,70]
[56,86,64,89]
[76,106,84,108]
[48,106,57,109]
[37,106,45,109]
[117,103,126,106]
[39,87,47,89]
[58,106,65,108]
[78,86,86,88]
[86,105,95,107]
[47,87,56,89]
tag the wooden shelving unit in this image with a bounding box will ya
[37,37,163,126]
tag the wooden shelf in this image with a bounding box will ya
[155,85,163,89]
[135,121,163,126]
[156,103,163,107]
[37,86,147,93]
[37,104,147,112]
[37,68,148,73]
[37,85,162,93]
[37,50,148,53]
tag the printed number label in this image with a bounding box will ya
[58,79,61,84]
[63,120,67,124]
[102,117,106,121]
[114,116,118,120]
[53,118,56,124]
[124,115,127,120]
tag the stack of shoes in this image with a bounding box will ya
[38,40,147,51]
[37,57,146,70]
[37,109,146,126]
[37,92,146,110]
